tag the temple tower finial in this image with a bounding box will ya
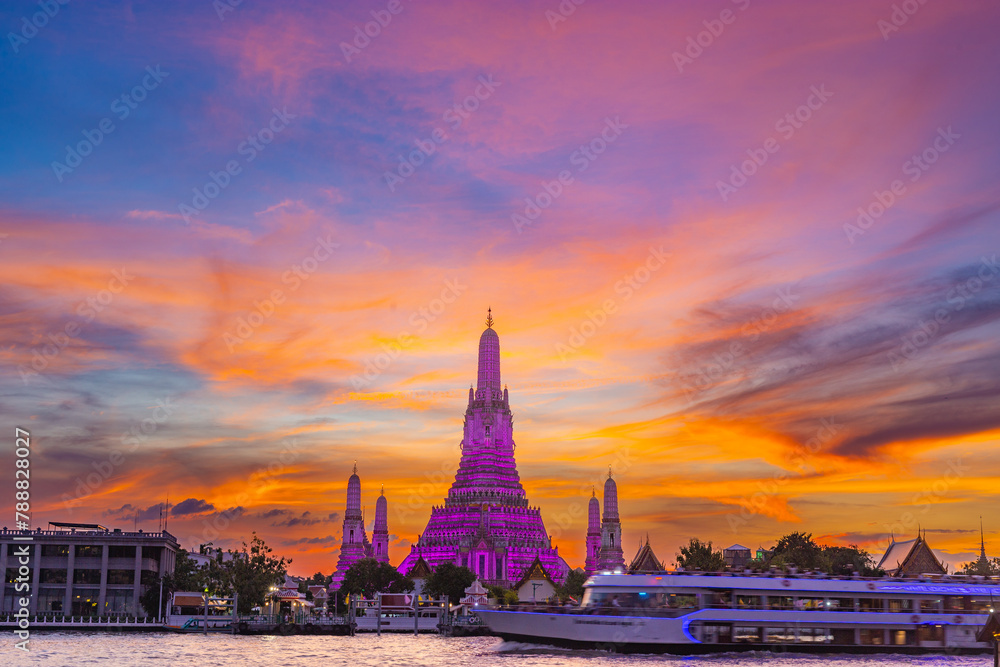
[608,465,613,479]
[981,515,987,559]
[486,307,494,329]
[353,460,357,475]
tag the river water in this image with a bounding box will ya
[0,634,992,666]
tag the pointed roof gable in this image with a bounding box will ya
[514,556,556,589]
[628,540,665,574]
[877,535,947,577]
[409,555,432,579]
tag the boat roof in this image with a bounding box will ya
[585,572,1000,596]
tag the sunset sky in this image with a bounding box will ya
[3,0,999,577]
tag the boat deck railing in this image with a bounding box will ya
[639,570,1000,583]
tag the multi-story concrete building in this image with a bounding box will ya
[0,522,179,617]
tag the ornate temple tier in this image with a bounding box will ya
[398,313,568,587]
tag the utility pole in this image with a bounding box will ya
[376,593,382,637]
[413,594,419,636]
[203,588,209,635]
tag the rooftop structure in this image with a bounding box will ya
[0,525,179,617]
[397,312,568,586]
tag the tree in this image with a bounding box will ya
[139,549,206,617]
[675,538,726,571]
[556,569,588,602]
[206,532,292,614]
[424,562,476,604]
[338,558,414,597]
[959,557,1000,576]
[486,584,520,606]
[767,532,826,570]
[823,544,883,576]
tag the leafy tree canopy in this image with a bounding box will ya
[556,569,588,601]
[424,562,476,604]
[338,558,414,597]
[675,538,726,572]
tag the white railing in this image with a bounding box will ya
[0,614,163,625]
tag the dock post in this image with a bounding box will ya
[203,589,208,635]
[232,592,238,635]
[414,594,419,636]
[376,593,381,637]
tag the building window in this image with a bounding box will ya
[350,530,354,542]
[377,543,381,555]
[107,570,133,585]
[73,569,101,585]
[40,569,67,584]
[479,555,486,575]
[108,545,136,559]
[35,588,65,614]
[75,545,102,558]
[71,588,101,616]
[105,589,134,615]
[41,545,69,557]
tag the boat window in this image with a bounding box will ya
[706,591,732,608]
[828,597,854,611]
[890,629,916,645]
[767,595,794,610]
[888,598,913,612]
[797,627,831,643]
[920,598,941,613]
[858,598,884,612]
[860,629,884,645]
[944,596,967,611]
[733,626,761,643]
[700,624,732,643]
[970,597,993,612]
[831,628,855,645]
[765,627,794,643]
[736,595,760,609]
[796,597,825,610]
[917,625,944,643]
[666,594,697,609]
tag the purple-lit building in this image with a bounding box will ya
[330,464,390,588]
[397,313,569,586]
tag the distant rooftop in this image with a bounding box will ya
[48,521,109,531]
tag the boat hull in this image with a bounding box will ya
[475,609,993,655]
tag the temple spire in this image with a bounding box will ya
[486,307,494,329]
[981,516,987,559]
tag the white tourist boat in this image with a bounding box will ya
[475,572,1000,654]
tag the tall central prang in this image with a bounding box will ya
[398,311,568,586]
